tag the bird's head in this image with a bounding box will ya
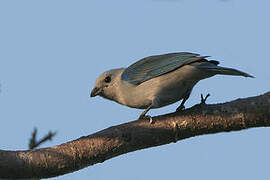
[90,68,124,100]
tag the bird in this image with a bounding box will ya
[90,52,253,120]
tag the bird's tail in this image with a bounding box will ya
[196,65,254,78]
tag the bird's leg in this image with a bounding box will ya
[139,105,154,124]
[200,93,210,105]
[139,105,152,118]
[176,89,191,112]
[176,97,188,112]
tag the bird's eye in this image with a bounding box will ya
[104,76,111,83]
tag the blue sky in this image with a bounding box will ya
[0,0,269,179]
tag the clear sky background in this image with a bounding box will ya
[0,0,270,179]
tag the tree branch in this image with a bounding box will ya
[1,92,270,179]
[29,128,57,150]
[0,129,57,180]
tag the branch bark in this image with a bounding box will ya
[1,92,270,179]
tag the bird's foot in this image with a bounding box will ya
[139,115,154,124]
[176,104,185,112]
[200,93,210,105]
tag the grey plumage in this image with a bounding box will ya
[91,52,253,119]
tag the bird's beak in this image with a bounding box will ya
[90,87,102,97]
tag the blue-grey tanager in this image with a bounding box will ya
[90,52,253,119]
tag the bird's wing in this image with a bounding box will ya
[121,52,208,85]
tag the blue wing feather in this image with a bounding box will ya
[121,52,204,85]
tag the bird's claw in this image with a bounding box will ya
[200,93,210,105]
[139,115,154,124]
[176,104,185,112]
